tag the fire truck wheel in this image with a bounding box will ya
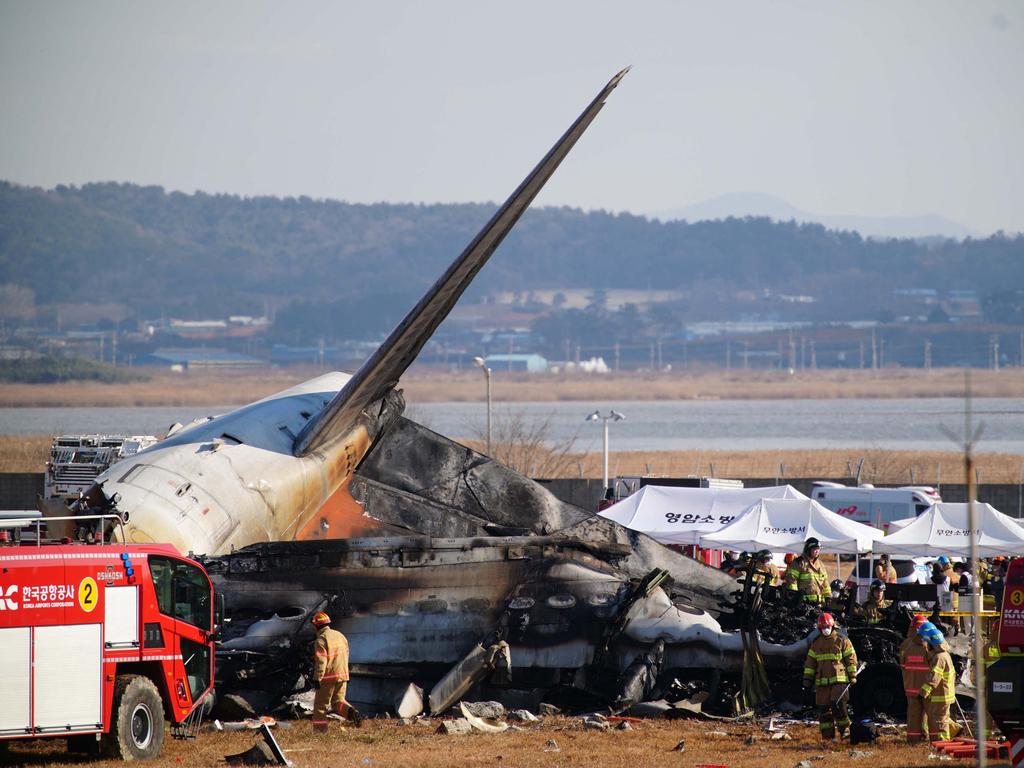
[104,674,165,760]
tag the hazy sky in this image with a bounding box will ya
[1,1,1021,234]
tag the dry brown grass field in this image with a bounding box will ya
[1,366,1023,407]
[0,717,978,768]
[1,434,1021,483]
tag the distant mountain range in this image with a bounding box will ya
[653,191,978,240]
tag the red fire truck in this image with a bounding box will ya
[988,557,1024,767]
[0,514,218,759]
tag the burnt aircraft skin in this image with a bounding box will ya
[206,536,811,714]
[350,412,740,611]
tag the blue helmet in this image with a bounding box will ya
[918,621,945,647]
[937,556,951,567]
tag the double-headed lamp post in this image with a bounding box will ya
[473,356,492,455]
[586,410,625,491]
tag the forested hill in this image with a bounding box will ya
[1,181,1022,325]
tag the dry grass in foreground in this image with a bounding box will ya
[1,366,1023,407]
[2,436,1021,484]
[0,717,960,768]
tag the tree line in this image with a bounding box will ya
[1,181,1022,342]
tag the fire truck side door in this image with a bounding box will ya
[147,556,213,717]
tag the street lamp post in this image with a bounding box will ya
[586,410,625,491]
[473,356,492,455]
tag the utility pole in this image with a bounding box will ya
[859,341,865,370]
[810,340,817,370]
[871,330,878,370]
[924,339,932,370]
[788,332,796,372]
[940,373,986,765]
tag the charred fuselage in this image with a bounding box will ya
[204,535,811,715]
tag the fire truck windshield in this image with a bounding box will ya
[149,556,212,632]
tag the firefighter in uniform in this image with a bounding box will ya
[803,612,858,741]
[728,552,752,577]
[783,553,800,593]
[917,621,956,742]
[752,550,779,587]
[310,612,362,730]
[796,538,829,605]
[874,553,897,584]
[856,579,890,625]
[937,556,958,611]
[899,614,930,743]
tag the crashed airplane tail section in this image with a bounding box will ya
[73,70,629,558]
[293,68,631,459]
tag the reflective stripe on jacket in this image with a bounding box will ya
[899,636,930,695]
[797,558,829,603]
[984,640,1001,667]
[803,633,858,687]
[919,648,955,703]
[859,597,889,625]
[752,564,778,586]
[783,560,801,591]
[314,626,350,683]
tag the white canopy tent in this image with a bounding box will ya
[886,516,917,533]
[597,484,808,546]
[699,498,883,554]
[872,502,1024,558]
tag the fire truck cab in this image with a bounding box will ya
[0,515,216,760]
[987,557,1024,766]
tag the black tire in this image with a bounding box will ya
[103,674,165,760]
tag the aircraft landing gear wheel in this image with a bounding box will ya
[104,674,165,760]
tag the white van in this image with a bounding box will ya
[811,482,941,528]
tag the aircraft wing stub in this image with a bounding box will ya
[294,68,630,456]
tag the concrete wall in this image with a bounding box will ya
[4,471,1023,521]
[0,473,43,510]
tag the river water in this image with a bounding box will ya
[2,398,1022,454]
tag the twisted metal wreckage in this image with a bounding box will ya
[70,69,949,719]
